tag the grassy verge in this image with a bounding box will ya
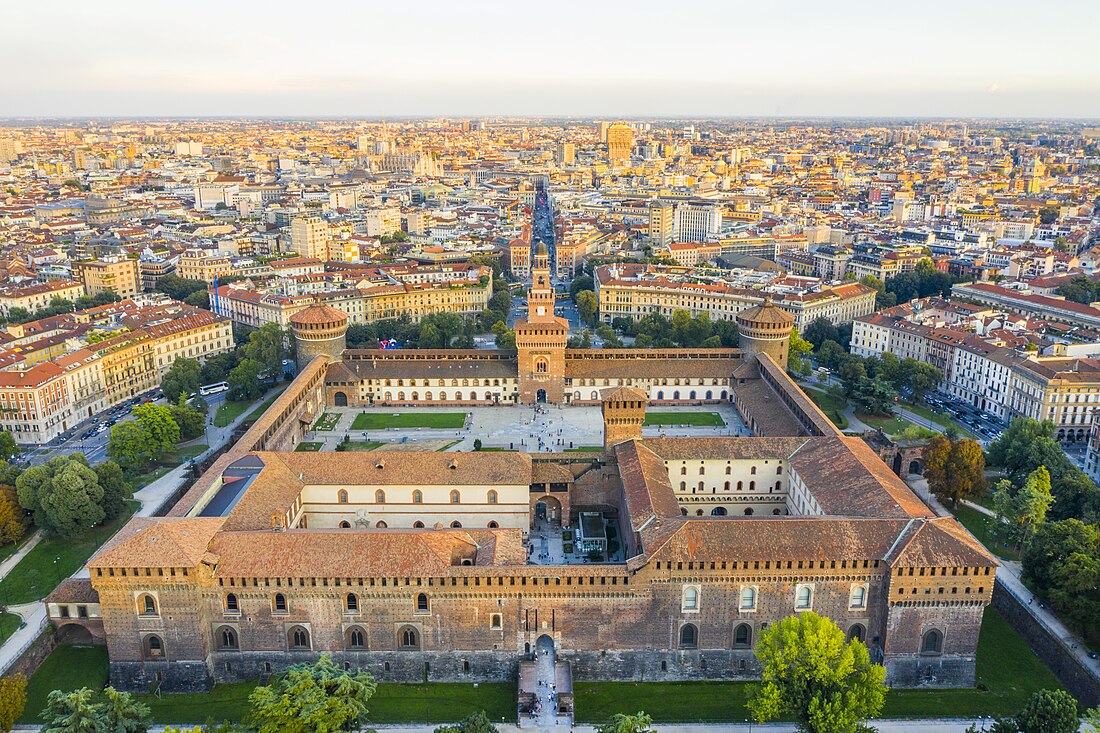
[437,440,462,451]
[565,446,603,453]
[338,441,384,452]
[643,411,724,427]
[902,402,980,440]
[19,645,110,724]
[212,400,251,428]
[804,387,849,429]
[352,412,467,430]
[0,612,21,646]
[856,411,919,437]
[952,504,1020,560]
[242,389,287,426]
[295,442,323,452]
[0,501,139,605]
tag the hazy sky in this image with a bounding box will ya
[3,0,1099,118]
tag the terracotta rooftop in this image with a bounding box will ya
[289,302,350,325]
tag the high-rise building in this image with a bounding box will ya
[596,121,611,143]
[606,123,633,165]
[0,138,22,163]
[674,202,722,241]
[555,143,575,166]
[648,201,674,245]
[289,216,330,259]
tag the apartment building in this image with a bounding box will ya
[674,202,722,242]
[289,216,331,259]
[178,249,233,283]
[72,257,141,299]
[0,280,85,317]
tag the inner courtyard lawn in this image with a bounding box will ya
[643,411,724,427]
[352,412,467,430]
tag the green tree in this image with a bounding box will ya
[1037,206,1060,225]
[247,654,376,733]
[787,327,813,376]
[1015,688,1079,733]
[132,404,180,460]
[815,340,847,371]
[228,358,266,401]
[201,351,240,383]
[1022,518,1100,595]
[98,687,151,733]
[713,318,739,347]
[0,673,27,733]
[242,323,289,378]
[41,687,104,733]
[183,290,210,309]
[106,422,152,473]
[15,455,105,539]
[993,466,1053,549]
[1056,275,1097,305]
[160,358,202,403]
[1048,468,1100,523]
[569,275,594,297]
[987,418,1071,484]
[93,461,131,521]
[435,711,500,733]
[169,397,207,441]
[923,436,986,508]
[0,432,17,463]
[748,611,886,733]
[838,356,867,395]
[154,275,208,302]
[1048,550,1100,636]
[899,358,942,401]
[803,317,839,351]
[595,712,656,733]
[849,376,896,415]
[576,290,599,327]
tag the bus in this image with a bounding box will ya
[199,381,230,396]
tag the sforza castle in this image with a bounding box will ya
[52,249,996,695]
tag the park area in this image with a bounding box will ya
[351,412,467,430]
[643,411,724,427]
[18,608,1061,726]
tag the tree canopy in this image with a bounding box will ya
[247,654,377,733]
[748,611,886,733]
[15,455,106,539]
[160,358,202,403]
[923,436,986,508]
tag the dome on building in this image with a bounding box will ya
[534,242,549,257]
[736,297,794,328]
[290,303,349,327]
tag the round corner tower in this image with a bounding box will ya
[290,303,349,370]
[736,297,795,369]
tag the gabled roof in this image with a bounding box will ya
[87,517,225,569]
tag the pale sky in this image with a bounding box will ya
[3,0,1099,118]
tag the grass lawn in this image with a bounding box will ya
[0,501,139,605]
[804,387,849,429]
[0,612,21,646]
[902,402,980,440]
[339,441,384,452]
[212,400,251,428]
[19,645,110,724]
[952,504,1020,561]
[643,411,724,427]
[575,608,1060,722]
[295,442,323,452]
[242,389,287,425]
[352,412,467,430]
[856,411,919,437]
[161,444,208,465]
[437,440,462,451]
[0,533,34,565]
[565,446,604,452]
[313,413,340,431]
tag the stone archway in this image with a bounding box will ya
[537,389,547,403]
[533,495,563,526]
[908,459,923,475]
[56,623,95,645]
[333,391,348,407]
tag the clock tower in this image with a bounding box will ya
[514,243,569,404]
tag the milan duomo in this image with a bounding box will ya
[50,249,995,693]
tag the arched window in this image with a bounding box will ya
[724,481,730,490]
[657,391,664,400]
[397,392,405,401]
[775,480,782,492]
[679,481,686,491]
[413,520,425,528]
[140,594,158,616]
[679,624,698,648]
[749,481,755,491]
[734,623,752,647]
[450,521,462,528]
[683,587,698,610]
[697,481,704,491]
[487,490,498,504]
[375,490,386,503]
[399,625,420,649]
[848,624,865,643]
[921,629,943,655]
[288,626,310,650]
[850,586,867,609]
[488,521,499,528]
[339,520,351,528]
[225,594,239,613]
[218,627,238,650]
[455,391,463,401]
[776,466,783,475]
[450,490,461,504]
[338,490,348,504]
[740,587,756,610]
[375,520,388,528]
[743,507,754,516]
[416,593,429,612]
[347,627,366,649]
[796,585,813,610]
[737,481,743,490]
[346,593,359,612]
[144,635,164,659]
[273,594,287,613]
[750,466,757,475]
[426,392,433,401]
[413,490,423,504]
[725,466,731,475]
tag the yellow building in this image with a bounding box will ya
[73,257,141,299]
[606,123,633,165]
[0,280,85,317]
[178,249,233,283]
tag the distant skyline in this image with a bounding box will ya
[4,0,1099,119]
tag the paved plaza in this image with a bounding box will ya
[302,403,749,452]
